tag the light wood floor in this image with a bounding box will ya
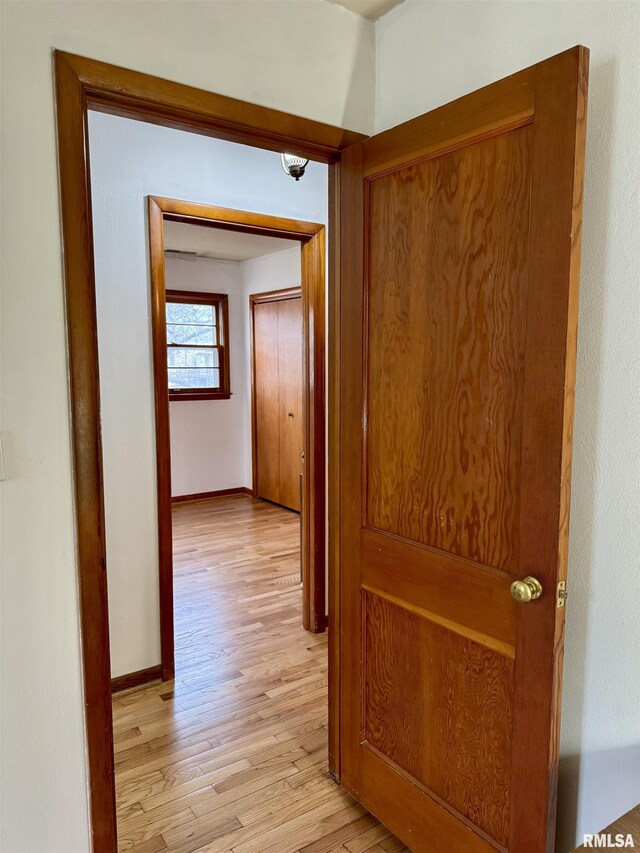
[113,495,407,853]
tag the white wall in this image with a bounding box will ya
[89,110,327,683]
[241,247,304,487]
[376,2,640,848]
[167,256,246,498]
[0,3,361,849]
[167,246,302,498]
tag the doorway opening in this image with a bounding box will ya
[110,185,367,847]
[54,48,359,852]
[146,197,327,683]
[80,83,360,846]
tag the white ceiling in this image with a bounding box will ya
[326,0,405,20]
[163,220,299,262]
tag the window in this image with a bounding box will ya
[166,290,230,401]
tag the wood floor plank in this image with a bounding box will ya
[113,496,407,853]
[344,824,393,853]
[127,837,167,853]
[299,815,380,853]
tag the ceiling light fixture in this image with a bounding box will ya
[280,153,309,181]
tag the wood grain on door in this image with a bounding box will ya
[254,299,281,505]
[338,46,589,853]
[278,297,304,511]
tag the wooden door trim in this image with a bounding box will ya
[327,161,341,778]
[149,197,326,674]
[58,52,362,163]
[54,49,363,852]
[249,287,303,508]
[250,287,302,305]
[151,199,325,650]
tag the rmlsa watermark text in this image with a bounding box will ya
[582,835,635,848]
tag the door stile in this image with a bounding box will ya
[328,160,342,779]
[509,46,589,852]
[339,140,366,794]
[301,234,327,632]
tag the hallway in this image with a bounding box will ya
[112,495,407,853]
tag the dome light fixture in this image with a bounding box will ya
[280,153,309,181]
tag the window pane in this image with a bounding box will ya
[167,347,219,369]
[168,367,220,390]
[165,297,227,395]
[166,302,214,325]
[167,323,216,345]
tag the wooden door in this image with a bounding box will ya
[278,297,304,511]
[254,299,281,505]
[252,291,303,511]
[337,47,588,852]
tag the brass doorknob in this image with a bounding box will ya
[510,576,543,604]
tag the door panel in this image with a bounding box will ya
[254,300,280,504]
[338,47,588,852]
[366,127,529,572]
[278,297,303,511]
[363,589,513,846]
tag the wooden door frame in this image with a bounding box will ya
[54,49,364,852]
[149,201,326,689]
[249,286,303,500]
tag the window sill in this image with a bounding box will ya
[169,391,232,402]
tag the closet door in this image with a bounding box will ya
[252,291,303,511]
[253,299,281,505]
[277,297,303,511]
